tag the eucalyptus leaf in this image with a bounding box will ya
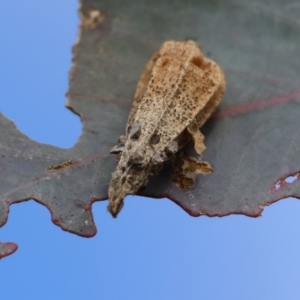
[1,0,300,258]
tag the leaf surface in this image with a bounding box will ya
[1,0,300,257]
[0,242,18,259]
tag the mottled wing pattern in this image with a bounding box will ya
[126,52,161,132]
[194,64,225,128]
[130,41,224,153]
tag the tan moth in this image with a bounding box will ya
[108,40,226,217]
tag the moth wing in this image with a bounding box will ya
[194,64,225,128]
[188,61,225,155]
[132,41,225,152]
[126,51,161,131]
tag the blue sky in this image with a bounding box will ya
[1,1,300,299]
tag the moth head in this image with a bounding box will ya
[108,153,148,218]
[107,183,125,218]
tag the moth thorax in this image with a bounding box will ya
[129,149,146,165]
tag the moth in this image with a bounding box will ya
[108,40,226,217]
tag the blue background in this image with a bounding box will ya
[1,1,300,299]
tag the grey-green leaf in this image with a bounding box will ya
[1,0,300,258]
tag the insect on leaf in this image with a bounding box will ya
[1,0,300,258]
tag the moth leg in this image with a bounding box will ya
[187,121,206,156]
[172,152,213,190]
